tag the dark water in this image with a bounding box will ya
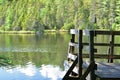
[0,33,70,80]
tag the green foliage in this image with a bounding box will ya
[61,22,74,30]
[0,0,120,31]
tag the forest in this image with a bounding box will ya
[0,0,120,31]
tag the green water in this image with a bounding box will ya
[0,33,120,80]
[0,33,70,80]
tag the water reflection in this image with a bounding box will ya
[0,62,66,80]
[0,33,70,80]
[40,64,66,80]
[0,47,48,52]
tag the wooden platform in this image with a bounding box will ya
[63,30,120,80]
[83,62,120,80]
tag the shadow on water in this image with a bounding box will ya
[0,55,12,66]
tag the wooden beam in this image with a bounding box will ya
[94,30,120,35]
[83,43,120,47]
[63,57,78,80]
[68,53,120,60]
[89,30,96,80]
[80,62,95,80]
[70,29,78,34]
[78,30,83,78]
[82,54,120,59]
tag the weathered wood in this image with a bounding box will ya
[78,30,83,78]
[63,57,78,80]
[70,29,78,34]
[64,60,78,74]
[83,62,120,80]
[108,34,114,63]
[68,34,75,54]
[83,42,120,47]
[95,63,120,78]
[80,61,95,80]
[89,30,96,80]
[69,42,78,47]
[94,30,120,35]
[68,53,77,61]
[69,42,120,48]
[68,53,120,60]
[82,30,120,36]
[83,54,120,59]
[63,30,120,80]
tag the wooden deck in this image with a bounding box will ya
[83,62,120,80]
[63,29,120,80]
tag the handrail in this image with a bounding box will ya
[83,43,120,47]
[83,30,120,35]
[94,30,120,35]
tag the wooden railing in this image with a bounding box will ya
[63,29,120,80]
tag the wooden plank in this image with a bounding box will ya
[83,42,120,47]
[68,53,120,60]
[70,29,78,34]
[108,34,114,63]
[83,30,120,36]
[64,60,78,74]
[68,53,77,61]
[83,54,120,59]
[80,62,95,80]
[69,42,78,47]
[78,30,83,78]
[83,62,120,79]
[98,78,120,80]
[63,57,78,80]
[94,30,120,35]
[89,30,96,80]
[68,42,120,50]
[95,63,120,79]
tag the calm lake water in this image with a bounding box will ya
[0,32,70,80]
[1,32,120,80]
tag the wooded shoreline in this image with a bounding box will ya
[0,30,68,34]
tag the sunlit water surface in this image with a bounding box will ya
[0,33,70,80]
[1,33,120,80]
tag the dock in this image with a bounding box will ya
[62,29,120,80]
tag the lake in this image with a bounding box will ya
[1,32,120,80]
[0,32,70,80]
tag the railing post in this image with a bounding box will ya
[70,34,75,53]
[78,30,83,78]
[108,34,114,63]
[89,30,96,80]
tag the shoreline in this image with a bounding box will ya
[0,30,69,34]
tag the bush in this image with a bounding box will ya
[61,22,74,30]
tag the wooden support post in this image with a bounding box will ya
[70,34,75,53]
[108,34,114,63]
[71,34,75,42]
[80,62,95,80]
[78,30,83,78]
[89,30,96,80]
[63,57,78,80]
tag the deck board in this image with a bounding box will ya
[95,63,120,78]
[83,62,120,79]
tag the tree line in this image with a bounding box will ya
[0,0,120,31]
